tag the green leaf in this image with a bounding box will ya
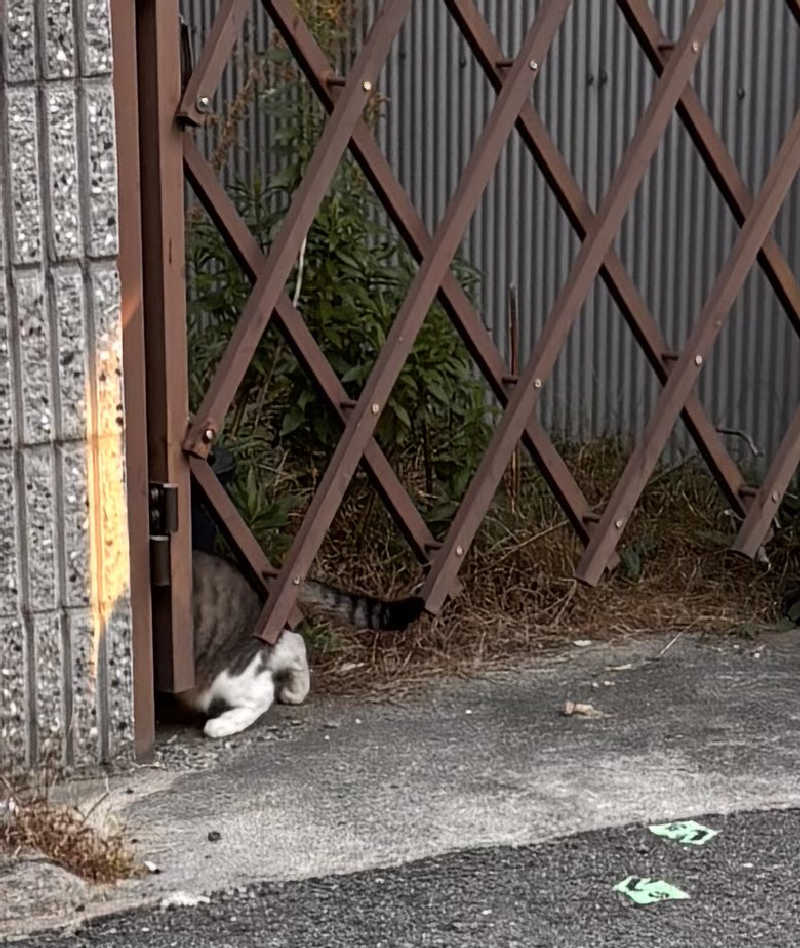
[428,381,449,404]
[393,403,411,429]
[280,403,306,437]
[620,547,642,581]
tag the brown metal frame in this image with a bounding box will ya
[134,0,800,681]
[136,0,195,690]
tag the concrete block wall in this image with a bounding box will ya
[0,0,133,772]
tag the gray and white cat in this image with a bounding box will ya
[178,551,424,738]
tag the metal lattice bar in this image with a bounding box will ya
[189,459,275,582]
[177,0,250,126]
[184,0,413,458]
[576,109,800,584]
[189,457,306,629]
[421,0,724,612]
[733,405,800,558]
[254,0,571,640]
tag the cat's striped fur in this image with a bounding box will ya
[178,551,424,738]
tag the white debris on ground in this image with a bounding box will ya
[562,700,609,718]
[159,891,211,910]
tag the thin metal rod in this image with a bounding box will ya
[254,0,570,641]
[422,0,723,613]
[507,284,520,512]
[577,107,800,584]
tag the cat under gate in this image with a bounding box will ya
[177,551,425,738]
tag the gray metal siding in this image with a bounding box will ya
[181,1,800,467]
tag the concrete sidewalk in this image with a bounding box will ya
[3,627,800,940]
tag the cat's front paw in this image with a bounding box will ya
[204,716,242,738]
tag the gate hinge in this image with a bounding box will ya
[149,482,179,587]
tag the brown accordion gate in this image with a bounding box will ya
[125,0,800,700]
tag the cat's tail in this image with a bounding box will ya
[298,581,425,631]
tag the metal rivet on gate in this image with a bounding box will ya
[196,95,211,112]
[293,576,301,586]
[203,427,215,443]
[529,60,539,71]
[694,354,703,366]
[772,491,780,503]
[615,519,624,529]
[371,402,380,414]
[362,79,373,92]
[456,545,464,556]
[534,378,543,389]
[691,40,699,53]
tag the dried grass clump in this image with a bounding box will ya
[299,438,799,695]
[1,781,143,884]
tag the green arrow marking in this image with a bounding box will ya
[649,819,719,846]
[614,876,690,905]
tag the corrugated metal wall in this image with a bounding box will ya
[181,1,800,468]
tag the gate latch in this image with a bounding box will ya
[149,482,179,587]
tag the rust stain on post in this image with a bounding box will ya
[85,304,132,680]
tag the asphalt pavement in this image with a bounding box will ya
[7,807,799,947]
[3,628,800,945]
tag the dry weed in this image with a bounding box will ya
[1,779,143,884]
[299,438,799,695]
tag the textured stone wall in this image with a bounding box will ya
[0,0,133,772]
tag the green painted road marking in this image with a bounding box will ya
[614,876,690,904]
[649,819,719,846]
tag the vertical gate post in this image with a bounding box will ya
[110,0,156,756]
[135,0,194,692]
